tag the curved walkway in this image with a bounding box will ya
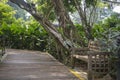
[0,49,79,80]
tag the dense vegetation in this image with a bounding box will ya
[0,0,120,79]
[0,1,48,51]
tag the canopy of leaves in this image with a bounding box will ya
[0,1,15,24]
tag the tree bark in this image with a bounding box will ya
[52,0,76,39]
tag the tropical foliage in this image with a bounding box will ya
[0,1,48,51]
[0,0,120,79]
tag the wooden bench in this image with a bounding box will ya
[70,40,112,80]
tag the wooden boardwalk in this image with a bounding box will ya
[0,49,79,80]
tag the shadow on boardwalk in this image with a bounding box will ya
[0,49,79,80]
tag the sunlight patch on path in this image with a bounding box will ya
[69,69,86,80]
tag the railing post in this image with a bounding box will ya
[88,52,93,80]
[70,48,75,69]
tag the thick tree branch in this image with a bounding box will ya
[9,0,36,13]
[9,0,74,50]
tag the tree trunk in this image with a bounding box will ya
[116,57,120,80]
[116,48,120,80]
[116,36,120,80]
[52,0,76,40]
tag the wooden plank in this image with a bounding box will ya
[73,54,88,62]
[0,49,80,80]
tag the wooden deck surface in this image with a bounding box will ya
[0,49,79,80]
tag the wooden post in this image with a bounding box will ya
[88,53,93,80]
[70,48,75,68]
